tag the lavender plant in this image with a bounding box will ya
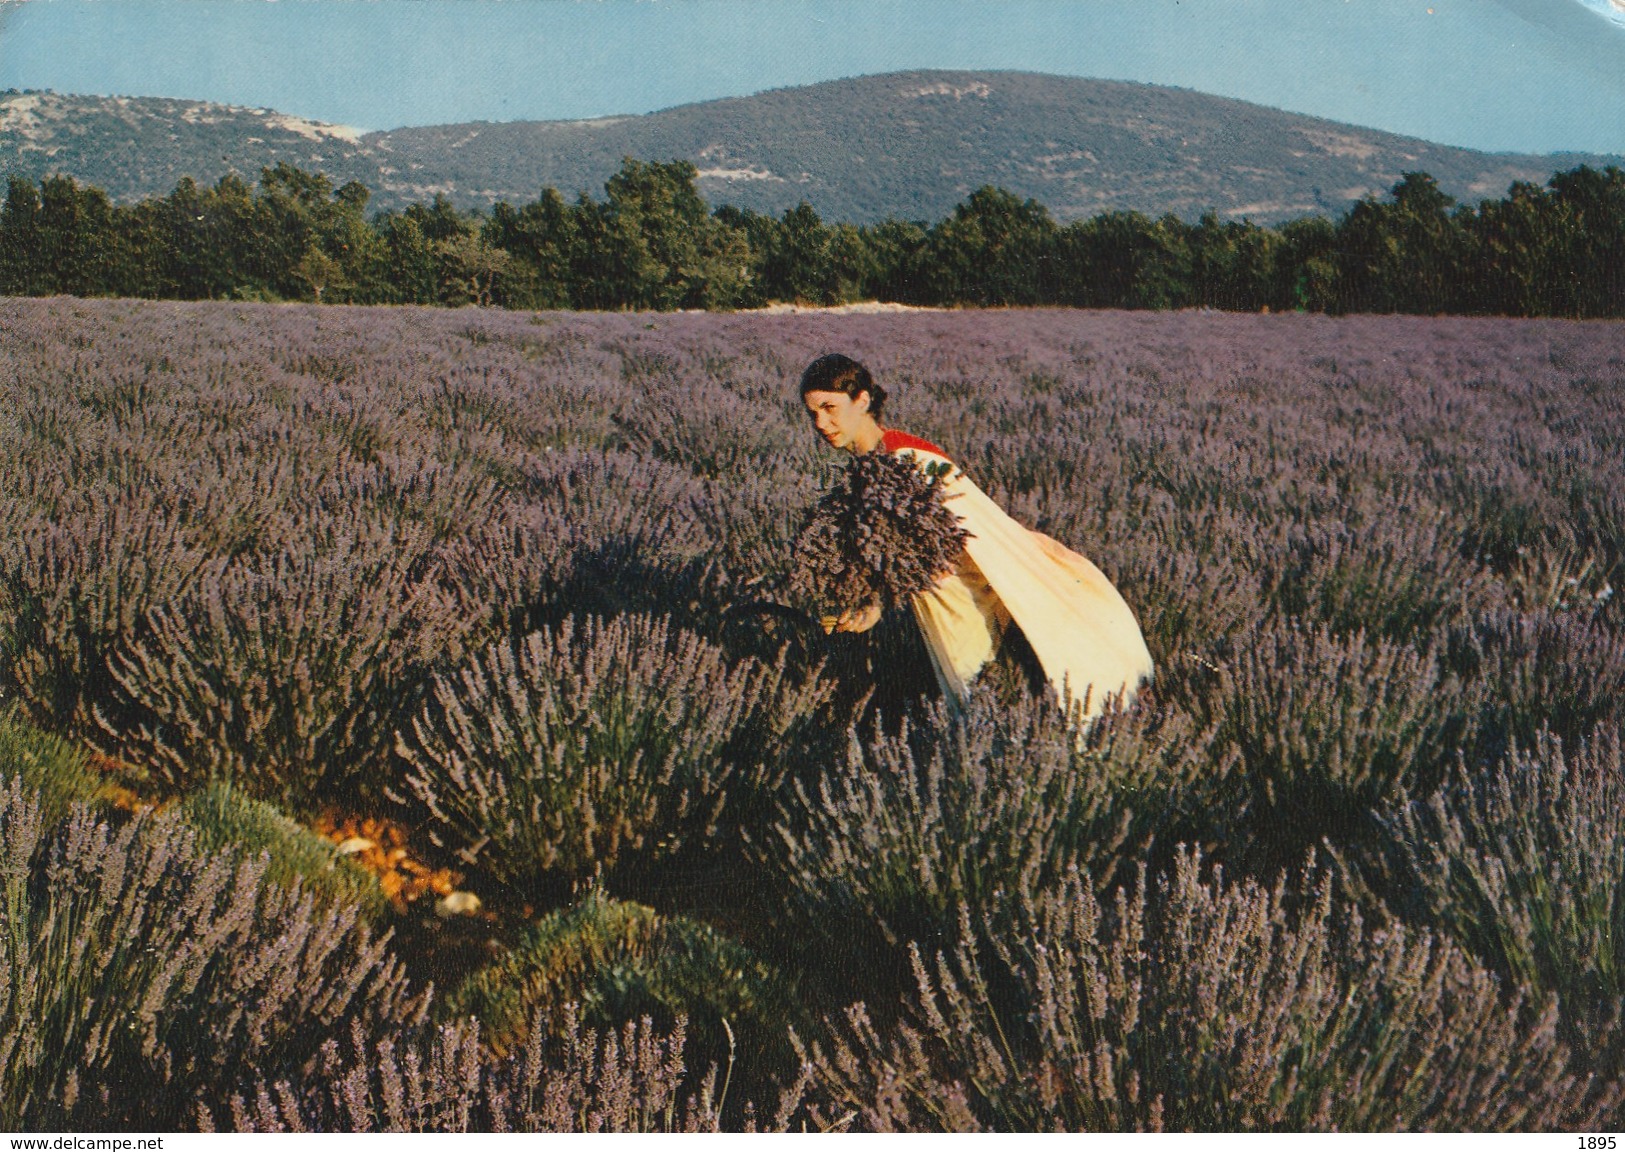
[97,513,475,806]
[212,1010,734,1133]
[613,355,813,482]
[0,778,424,1130]
[1194,621,1481,871]
[1446,610,1625,757]
[756,690,1228,987]
[796,851,1619,1131]
[442,448,765,653]
[1378,731,1625,1062]
[1274,512,1491,642]
[395,614,830,892]
[0,492,215,731]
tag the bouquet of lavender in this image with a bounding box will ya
[789,451,969,619]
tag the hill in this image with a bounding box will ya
[0,90,383,199]
[4,72,1620,222]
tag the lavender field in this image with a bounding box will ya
[1,297,1622,1130]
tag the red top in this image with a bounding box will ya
[881,429,949,458]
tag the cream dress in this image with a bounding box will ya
[894,442,1154,724]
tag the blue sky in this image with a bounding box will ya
[2,0,1624,154]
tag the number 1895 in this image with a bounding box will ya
[1579,1138,1616,1150]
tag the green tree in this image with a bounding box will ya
[826,222,878,304]
[247,163,331,298]
[322,180,386,304]
[383,194,482,305]
[1276,214,1339,312]
[568,190,658,310]
[15,177,128,297]
[169,174,261,301]
[1335,172,1469,314]
[1469,180,1553,317]
[153,176,211,299]
[1543,165,1625,318]
[405,193,472,243]
[574,158,750,310]
[0,177,46,296]
[483,191,576,309]
[919,186,1059,306]
[373,210,440,305]
[1186,211,1282,311]
[859,217,928,303]
[1140,213,1195,309]
[433,231,512,307]
[1056,210,1180,309]
[712,204,775,308]
[107,198,168,299]
[241,166,382,303]
[293,247,347,303]
[764,202,829,304]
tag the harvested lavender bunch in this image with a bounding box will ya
[789,451,968,617]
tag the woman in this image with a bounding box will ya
[800,352,1154,723]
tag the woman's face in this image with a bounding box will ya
[803,388,877,452]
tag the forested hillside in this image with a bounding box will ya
[4,71,1619,222]
[0,89,381,199]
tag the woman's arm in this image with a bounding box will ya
[825,602,884,633]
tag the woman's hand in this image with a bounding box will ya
[822,602,884,634]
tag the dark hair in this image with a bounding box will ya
[799,353,887,420]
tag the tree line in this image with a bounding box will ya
[2,157,1623,316]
